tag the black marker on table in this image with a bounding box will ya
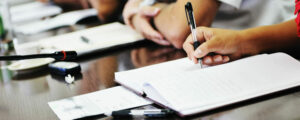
[185,2,203,68]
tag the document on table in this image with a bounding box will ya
[11,1,62,23]
[15,9,97,35]
[48,86,152,120]
[15,22,144,55]
[115,53,300,116]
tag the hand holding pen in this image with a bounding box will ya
[183,27,240,66]
[184,2,232,66]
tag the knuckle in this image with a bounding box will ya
[198,27,208,31]
[201,44,209,51]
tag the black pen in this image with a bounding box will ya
[185,2,203,68]
[105,109,174,118]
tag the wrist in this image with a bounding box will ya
[238,29,261,56]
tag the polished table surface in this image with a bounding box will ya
[1,24,300,120]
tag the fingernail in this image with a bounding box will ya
[193,50,202,57]
[154,8,160,14]
[193,58,198,64]
[160,40,170,45]
[204,58,212,64]
[215,56,222,62]
[156,34,164,40]
[224,57,230,62]
[153,34,163,40]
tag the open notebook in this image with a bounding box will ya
[115,53,300,116]
[15,22,144,55]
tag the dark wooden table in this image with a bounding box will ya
[1,24,300,120]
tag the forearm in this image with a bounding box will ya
[53,0,87,10]
[240,20,300,55]
[89,0,122,22]
[153,0,220,48]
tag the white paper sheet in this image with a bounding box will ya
[48,86,152,120]
[15,22,144,55]
[15,9,97,35]
[11,2,62,23]
[115,53,300,116]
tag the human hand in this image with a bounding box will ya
[183,27,254,66]
[131,6,171,46]
[123,0,170,45]
[123,0,142,28]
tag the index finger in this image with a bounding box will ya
[183,34,196,61]
[183,28,206,62]
[124,9,138,28]
[139,6,160,17]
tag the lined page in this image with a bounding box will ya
[116,53,300,115]
[146,53,300,112]
[115,56,194,93]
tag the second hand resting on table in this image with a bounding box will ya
[183,19,300,66]
[123,0,171,46]
[123,0,220,48]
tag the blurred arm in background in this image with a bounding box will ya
[89,0,127,22]
[38,0,127,22]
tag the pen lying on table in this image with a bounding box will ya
[105,109,174,118]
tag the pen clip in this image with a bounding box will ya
[142,91,147,98]
[185,2,191,26]
[184,2,196,29]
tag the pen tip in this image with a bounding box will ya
[199,60,203,68]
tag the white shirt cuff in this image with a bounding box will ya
[218,0,243,9]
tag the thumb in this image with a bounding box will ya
[193,38,220,58]
[139,6,160,17]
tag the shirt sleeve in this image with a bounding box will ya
[218,0,243,9]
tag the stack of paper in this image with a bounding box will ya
[48,86,152,119]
